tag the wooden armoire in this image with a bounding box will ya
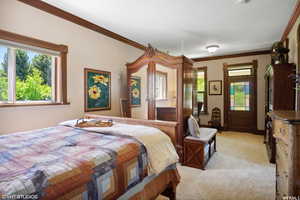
[126,45,195,161]
[265,63,296,163]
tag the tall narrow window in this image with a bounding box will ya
[196,67,207,113]
[156,71,167,100]
[227,67,253,111]
[0,29,68,107]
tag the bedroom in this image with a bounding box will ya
[0,0,299,199]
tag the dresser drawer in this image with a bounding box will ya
[277,139,288,160]
[276,141,288,174]
[276,191,287,200]
[273,120,289,144]
[276,173,289,199]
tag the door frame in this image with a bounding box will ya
[223,60,258,132]
[297,24,300,111]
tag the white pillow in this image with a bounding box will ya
[188,115,201,137]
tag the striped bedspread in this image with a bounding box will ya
[0,126,148,200]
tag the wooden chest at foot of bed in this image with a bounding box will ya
[183,133,216,170]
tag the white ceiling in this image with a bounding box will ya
[42,0,297,58]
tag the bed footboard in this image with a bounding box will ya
[84,114,179,149]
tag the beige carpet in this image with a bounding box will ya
[157,131,275,200]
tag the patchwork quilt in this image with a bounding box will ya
[0,126,148,200]
[60,120,179,174]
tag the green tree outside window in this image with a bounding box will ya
[0,48,52,102]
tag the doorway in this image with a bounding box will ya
[223,60,258,132]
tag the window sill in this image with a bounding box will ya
[0,102,70,108]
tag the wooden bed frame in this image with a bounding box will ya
[85,114,179,147]
[84,114,180,200]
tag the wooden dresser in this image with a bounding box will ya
[156,107,177,122]
[265,63,295,163]
[269,111,300,199]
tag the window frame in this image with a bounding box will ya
[196,66,208,114]
[223,60,258,131]
[225,64,255,112]
[155,71,168,101]
[0,29,68,107]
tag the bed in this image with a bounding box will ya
[0,114,180,200]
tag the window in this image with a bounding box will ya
[230,81,250,111]
[156,71,167,100]
[228,66,252,77]
[226,65,254,111]
[0,45,57,104]
[0,30,68,107]
[228,68,251,76]
[196,67,207,113]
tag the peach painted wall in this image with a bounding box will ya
[0,0,143,134]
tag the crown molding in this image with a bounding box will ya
[281,0,300,41]
[0,29,68,53]
[192,50,271,62]
[17,0,146,50]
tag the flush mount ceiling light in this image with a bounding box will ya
[206,45,220,53]
[236,0,250,4]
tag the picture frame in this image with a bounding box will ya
[84,68,111,112]
[130,76,141,107]
[209,80,222,95]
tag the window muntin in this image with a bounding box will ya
[156,71,167,100]
[230,81,250,111]
[0,44,58,105]
[196,68,207,113]
[0,46,8,101]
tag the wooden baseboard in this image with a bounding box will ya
[254,129,265,135]
[200,124,265,135]
[199,124,224,131]
[224,128,265,135]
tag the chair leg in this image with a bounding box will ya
[209,143,211,158]
[214,136,217,152]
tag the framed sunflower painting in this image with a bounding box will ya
[84,68,111,112]
[130,76,141,107]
